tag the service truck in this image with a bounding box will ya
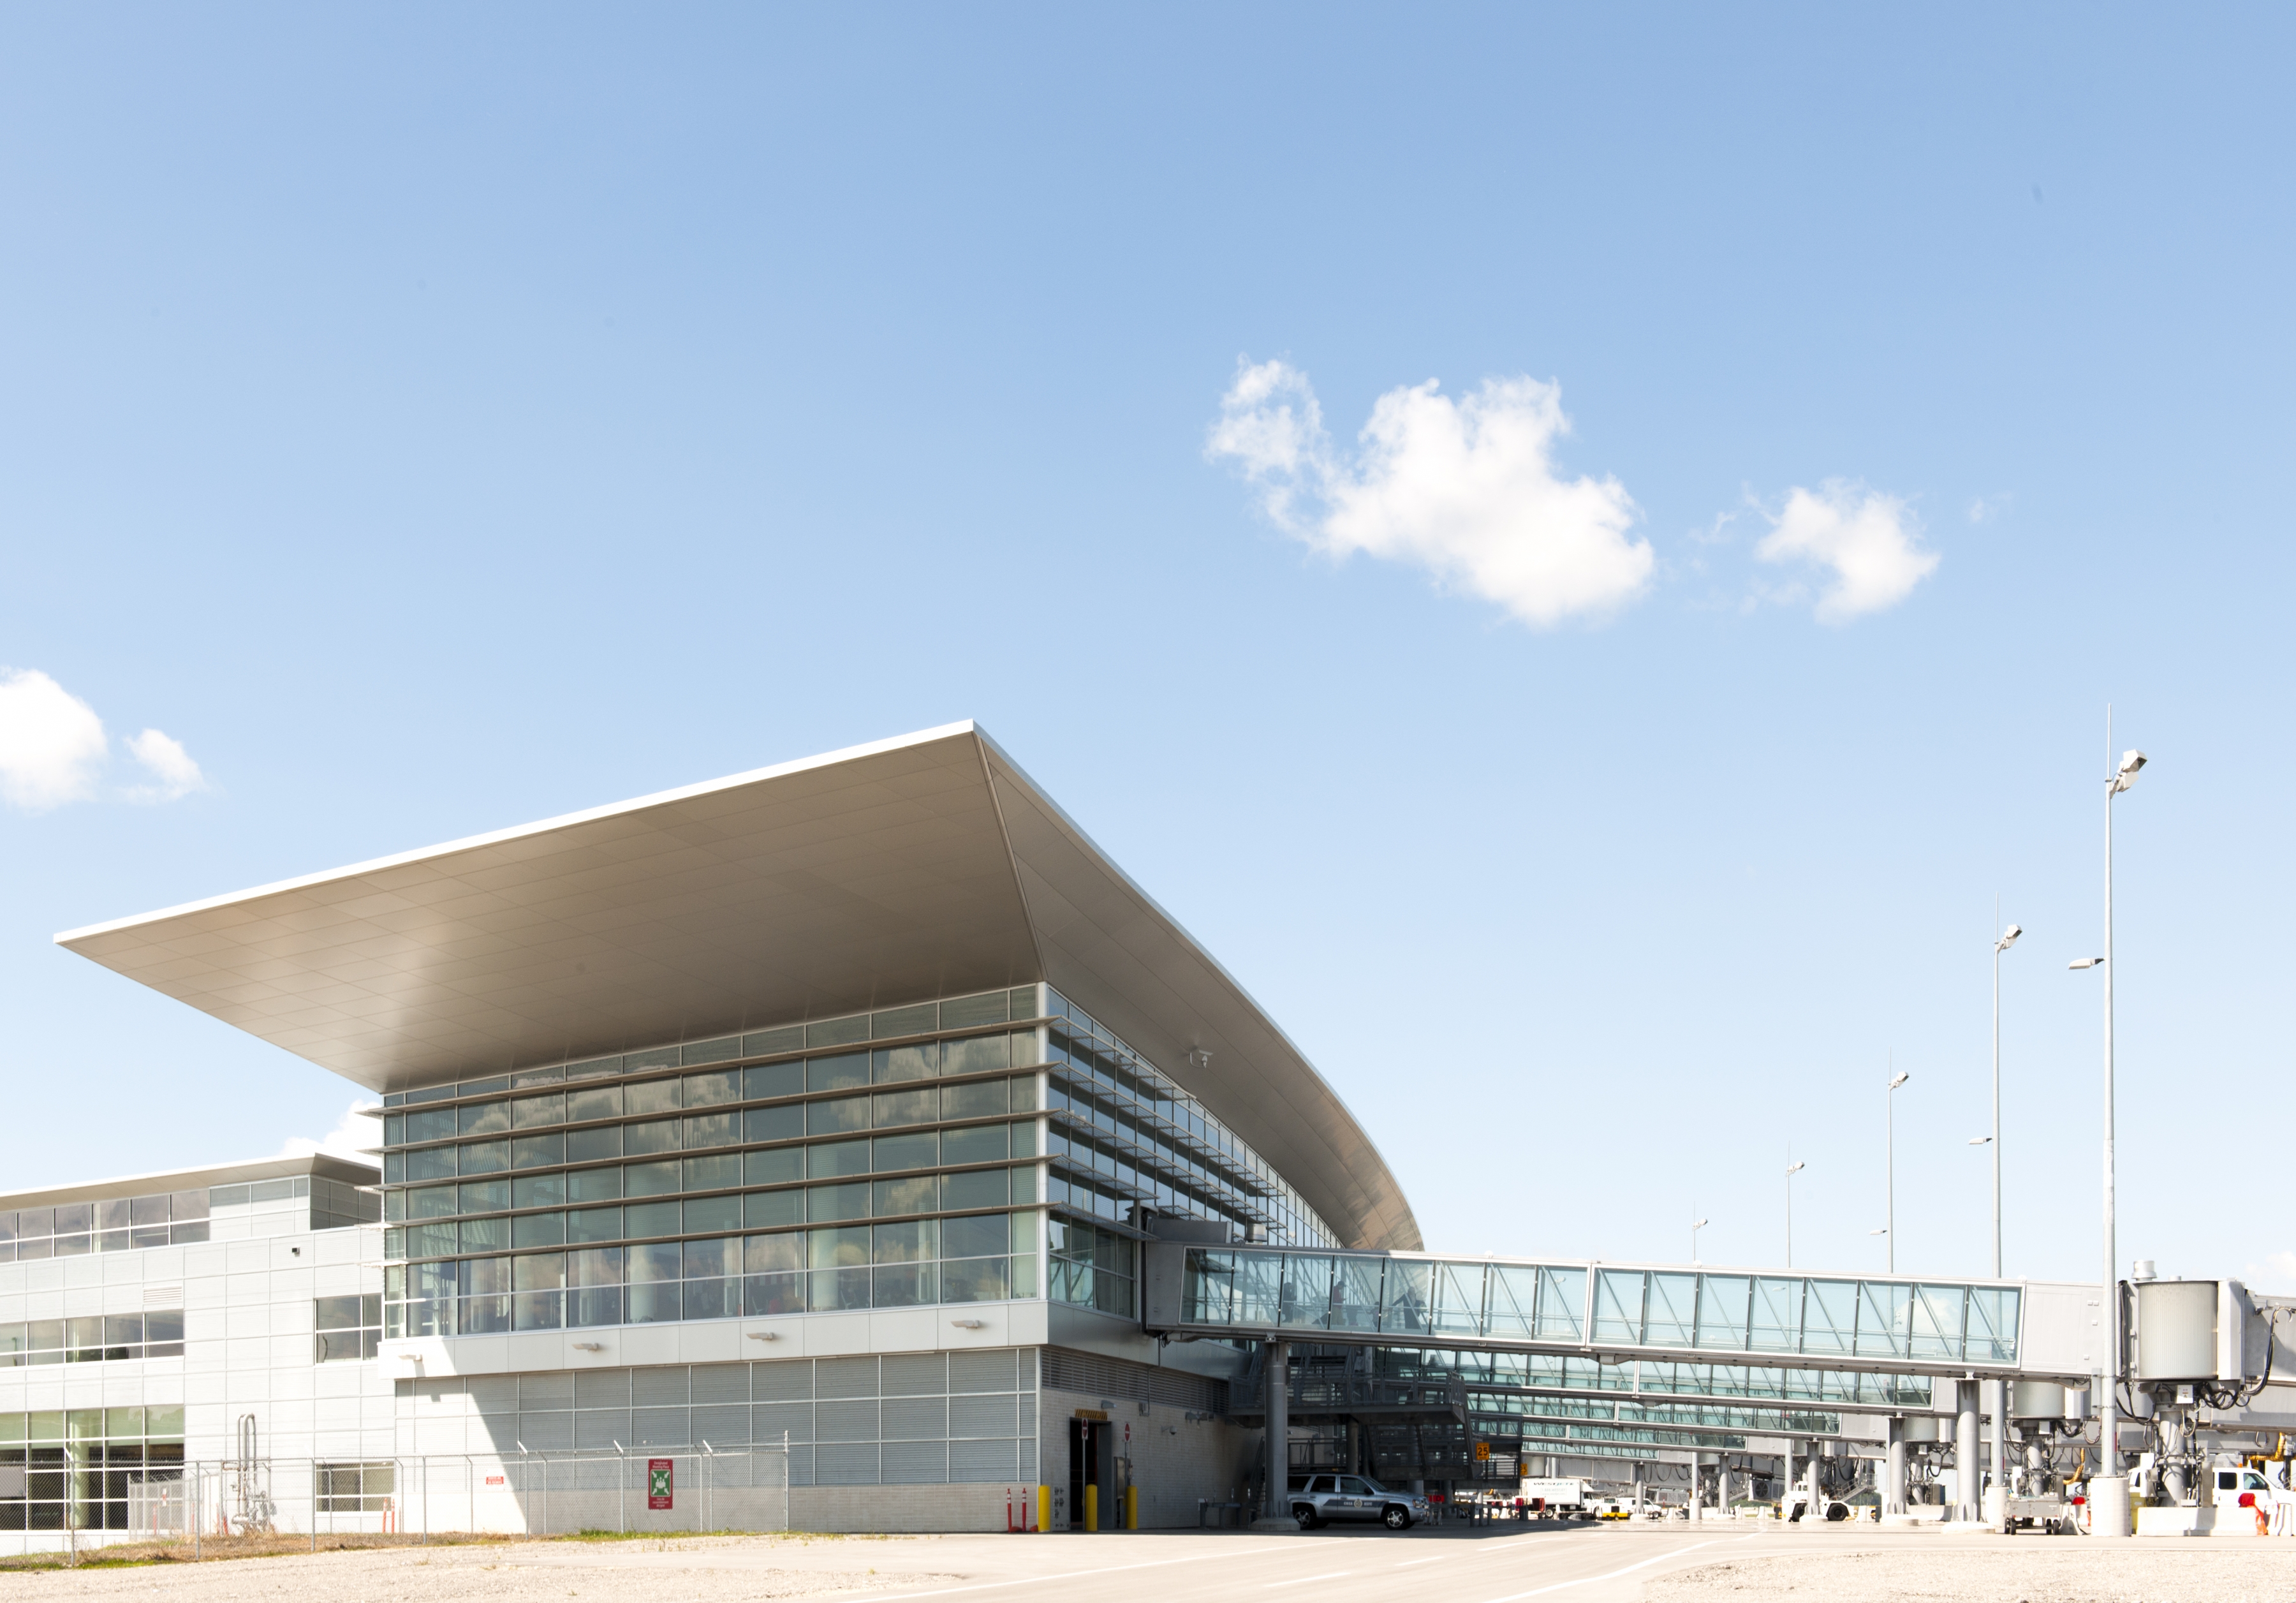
[1520,1477,1595,1519]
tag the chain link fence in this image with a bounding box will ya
[6,1444,792,1556]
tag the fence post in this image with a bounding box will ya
[783,1431,791,1533]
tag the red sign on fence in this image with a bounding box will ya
[648,1459,674,1511]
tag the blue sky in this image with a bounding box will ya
[3,6,2289,1291]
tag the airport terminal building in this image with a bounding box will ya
[16,723,1422,1539]
[18,723,2169,1549]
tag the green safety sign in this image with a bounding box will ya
[648,1458,674,1510]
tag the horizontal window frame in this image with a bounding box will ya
[383,1196,1038,1266]
[380,1019,1051,1118]
[377,1064,1043,1158]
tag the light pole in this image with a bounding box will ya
[1886,1068,1910,1274]
[2076,727,2145,1512]
[1785,1156,1805,1268]
[1991,919,2020,1277]
[1969,1127,2001,1520]
[1691,1216,1709,1264]
[1979,908,2017,1525]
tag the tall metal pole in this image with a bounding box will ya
[1785,1153,1804,1269]
[1886,1068,1896,1276]
[1988,909,2008,1527]
[2101,709,2119,1481]
[1992,910,2003,1280]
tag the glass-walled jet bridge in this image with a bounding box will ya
[1143,1243,2096,1384]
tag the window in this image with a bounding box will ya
[314,1296,382,1363]
[317,1461,395,1513]
[0,1311,183,1365]
[0,1406,187,1530]
[0,1188,212,1262]
[1050,1219,1133,1317]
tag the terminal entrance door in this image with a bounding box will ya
[1068,1417,1114,1529]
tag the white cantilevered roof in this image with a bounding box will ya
[55,723,1420,1253]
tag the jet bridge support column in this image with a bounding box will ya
[1883,1418,1907,1515]
[1954,1379,1981,1522]
[1261,1340,1290,1525]
[1985,1378,2008,1526]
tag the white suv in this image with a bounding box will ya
[1290,1475,1430,1530]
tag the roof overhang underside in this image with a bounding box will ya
[55,723,1420,1253]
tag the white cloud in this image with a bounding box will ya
[2245,1251,2296,1295]
[1755,482,1940,623]
[126,728,208,802]
[0,669,108,810]
[0,669,208,809]
[1207,358,1653,628]
[281,1101,381,1163]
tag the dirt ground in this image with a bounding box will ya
[0,1533,958,1601]
[1645,1545,2296,1602]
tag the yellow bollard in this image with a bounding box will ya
[1125,1486,1139,1530]
[1038,1484,1050,1533]
[1085,1483,1099,1532]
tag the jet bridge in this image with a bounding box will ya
[1138,1240,2103,1378]
[1142,1243,2103,1383]
[1146,1244,2110,1500]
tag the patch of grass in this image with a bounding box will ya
[0,1531,537,1571]
[561,1528,806,1542]
[0,1528,869,1569]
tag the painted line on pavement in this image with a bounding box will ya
[871,1542,1302,1601]
[1268,1573,1351,1587]
[1391,1533,1592,1568]
[1476,1539,1717,1602]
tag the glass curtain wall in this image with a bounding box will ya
[378,984,1337,1334]
[1041,989,1334,1248]
[379,987,1050,1336]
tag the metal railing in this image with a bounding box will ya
[4,1443,793,1556]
